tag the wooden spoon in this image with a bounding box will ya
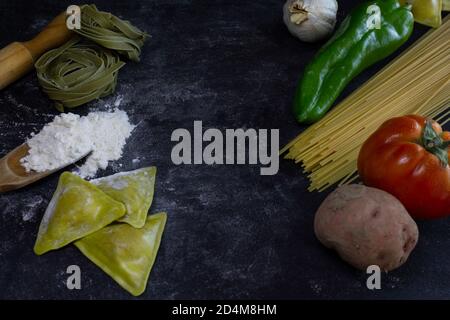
[0,144,89,193]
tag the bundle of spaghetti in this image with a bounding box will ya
[281,17,450,192]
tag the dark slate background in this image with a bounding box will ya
[0,0,449,300]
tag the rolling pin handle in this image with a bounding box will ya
[0,11,73,90]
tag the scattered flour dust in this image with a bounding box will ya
[22,195,44,222]
[20,109,135,178]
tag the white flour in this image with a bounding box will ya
[20,109,135,178]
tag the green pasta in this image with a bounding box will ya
[35,37,125,111]
[35,4,148,110]
[75,4,147,62]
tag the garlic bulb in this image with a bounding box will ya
[283,0,338,42]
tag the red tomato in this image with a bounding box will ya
[358,115,450,219]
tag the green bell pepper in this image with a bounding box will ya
[293,0,414,124]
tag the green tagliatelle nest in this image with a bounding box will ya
[35,4,147,111]
[75,4,147,62]
[35,37,125,111]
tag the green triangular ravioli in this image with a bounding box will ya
[34,172,126,255]
[74,212,167,296]
[91,167,156,228]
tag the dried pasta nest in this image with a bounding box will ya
[35,37,125,111]
[34,4,147,111]
[75,4,148,62]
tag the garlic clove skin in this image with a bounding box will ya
[283,0,338,43]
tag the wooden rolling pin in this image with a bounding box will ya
[0,12,73,90]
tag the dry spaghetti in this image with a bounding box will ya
[282,16,450,192]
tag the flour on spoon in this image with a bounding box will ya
[20,109,135,178]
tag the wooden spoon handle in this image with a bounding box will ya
[0,150,26,192]
[0,12,74,90]
[0,144,46,193]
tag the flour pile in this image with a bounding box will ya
[20,109,135,178]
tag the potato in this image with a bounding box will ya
[314,184,418,271]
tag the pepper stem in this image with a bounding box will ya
[421,120,449,167]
